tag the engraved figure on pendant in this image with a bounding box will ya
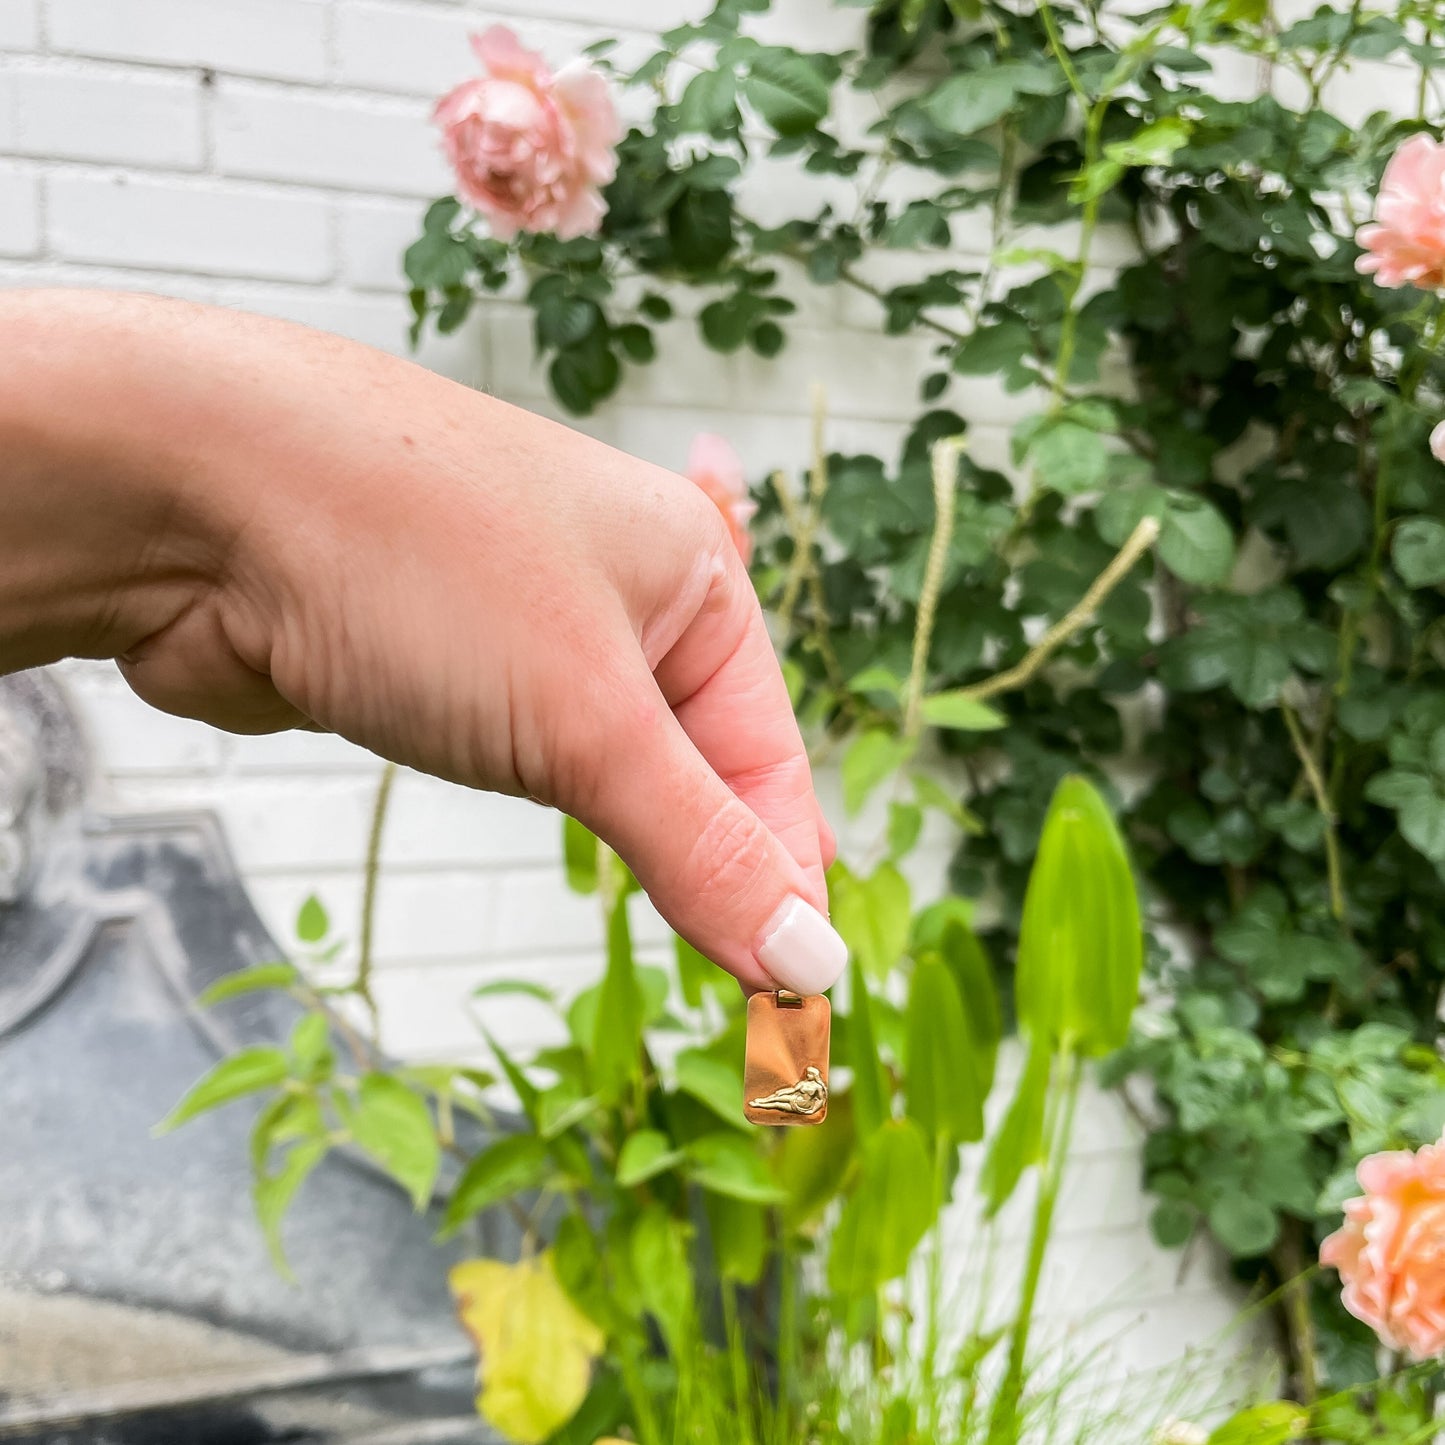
[748,1066,828,1117]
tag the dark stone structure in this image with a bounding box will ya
[0,670,507,1444]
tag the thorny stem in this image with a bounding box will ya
[956,516,1160,704]
[1281,701,1348,927]
[904,437,965,739]
[356,759,397,1030]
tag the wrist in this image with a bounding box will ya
[0,290,238,673]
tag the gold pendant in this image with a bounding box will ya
[744,991,830,1127]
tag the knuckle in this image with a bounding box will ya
[683,799,770,908]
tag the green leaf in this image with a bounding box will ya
[289,1012,332,1075]
[920,70,1017,135]
[905,956,985,1143]
[474,978,554,1007]
[675,1048,747,1127]
[441,1134,551,1236]
[847,955,890,1139]
[686,1132,786,1203]
[841,728,914,814]
[535,296,600,350]
[1393,517,1445,587]
[616,1129,686,1187]
[1105,117,1191,167]
[156,1046,290,1133]
[887,800,923,859]
[675,935,731,1008]
[919,692,1006,731]
[591,901,643,1105]
[705,1193,767,1285]
[1208,1403,1306,1445]
[668,187,734,268]
[751,320,785,357]
[830,861,911,980]
[776,1097,855,1228]
[1150,1198,1198,1249]
[631,1205,695,1354]
[197,962,300,1008]
[914,772,984,834]
[1160,497,1235,585]
[952,318,1032,376]
[255,1137,328,1277]
[980,1041,1051,1216]
[1208,1194,1278,1257]
[701,297,751,351]
[828,1120,936,1295]
[296,894,329,943]
[1015,776,1141,1056]
[1030,421,1109,495]
[937,919,1000,1096]
[348,1074,440,1209]
[744,47,831,135]
[677,66,737,133]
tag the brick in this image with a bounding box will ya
[47,0,329,83]
[214,282,487,385]
[214,81,450,198]
[0,165,40,257]
[337,195,425,291]
[66,673,225,774]
[374,870,501,959]
[215,284,413,352]
[335,3,654,99]
[229,729,380,773]
[116,775,380,873]
[9,64,204,168]
[482,0,692,32]
[381,772,562,869]
[0,0,39,50]
[335,2,475,97]
[488,864,605,955]
[48,172,333,282]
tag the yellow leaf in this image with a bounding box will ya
[449,1252,604,1444]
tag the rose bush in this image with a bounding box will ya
[394,0,1445,1424]
[432,26,620,242]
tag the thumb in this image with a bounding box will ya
[572,681,847,996]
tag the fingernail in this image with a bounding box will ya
[757,896,847,994]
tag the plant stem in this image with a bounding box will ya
[1275,1220,1320,1405]
[904,436,965,739]
[356,760,396,1028]
[773,389,845,692]
[960,516,1160,704]
[990,1050,1081,1443]
[1280,700,1347,927]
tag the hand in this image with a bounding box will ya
[0,291,845,995]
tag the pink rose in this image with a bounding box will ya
[433,27,621,242]
[1432,419,1445,464]
[687,433,756,565]
[1356,133,1445,291]
[1320,1135,1445,1359]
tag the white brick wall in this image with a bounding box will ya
[6,0,1408,1393]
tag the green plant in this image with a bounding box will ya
[160,429,1151,1441]
[406,0,1445,1404]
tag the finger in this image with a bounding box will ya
[815,801,838,870]
[652,551,828,914]
[571,671,847,996]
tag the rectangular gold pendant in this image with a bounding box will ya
[743,991,830,1127]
